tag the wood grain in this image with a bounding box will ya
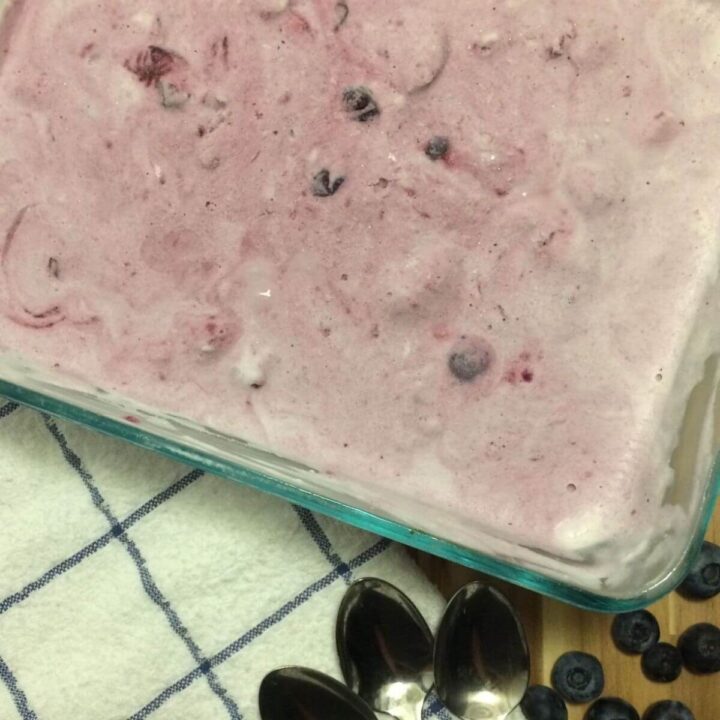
[412,505,719,719]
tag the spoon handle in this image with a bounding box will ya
[372,696,425,720]
[376,703,423,720]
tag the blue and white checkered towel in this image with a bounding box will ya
[0,400,446,719]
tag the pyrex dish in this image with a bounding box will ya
[1,0,720,612]
[1,357,718,612]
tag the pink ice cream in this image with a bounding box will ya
[1,0,719,592]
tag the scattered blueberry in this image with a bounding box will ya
[551,651,605,704]
[312,169,345,197]
[678,541,720,600]
[425,135,450,160]
[678,622,720,674]
[448,337,493,383]
[520,685,568,720]
[641,642,682,683]
[584,697,639,720]
[642,701,695,720]
[611,610,660,654]
[342,86,380,121]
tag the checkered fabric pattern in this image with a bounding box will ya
[0,400,447,719]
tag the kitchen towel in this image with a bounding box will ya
[0,399,447,720]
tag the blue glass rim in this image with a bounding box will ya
[1,378,718,613]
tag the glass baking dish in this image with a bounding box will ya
[2,0,719,612]
[0,352,718,612]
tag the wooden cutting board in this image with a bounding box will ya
[414,504,719,719]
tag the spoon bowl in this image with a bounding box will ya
[434,582,530,720]
[336,577,434,720]
[259,666,376,720]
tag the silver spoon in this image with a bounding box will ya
[336,577,434,720]
[259,666,376,720]
[434,582,530,720]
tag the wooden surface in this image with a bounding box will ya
[413,505,719,719]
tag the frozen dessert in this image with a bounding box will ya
[1,0,719,593]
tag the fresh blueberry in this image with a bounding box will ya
[551,651,604,704]
[678,541,720,600]
[584,697,639,720]
[640,642,682,683]
[611,610,660,654]
[312,169,345,197]
[342,86,380,121]
[642,700,695,720]
[520,685,568,720]
[425,135,450,160]
[448,337,493,382]
[678,622,720,674]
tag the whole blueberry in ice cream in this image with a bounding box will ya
[312,169,345,197]
[425,135,450,160]
[342,86,380,121]
[448,336,493,382]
